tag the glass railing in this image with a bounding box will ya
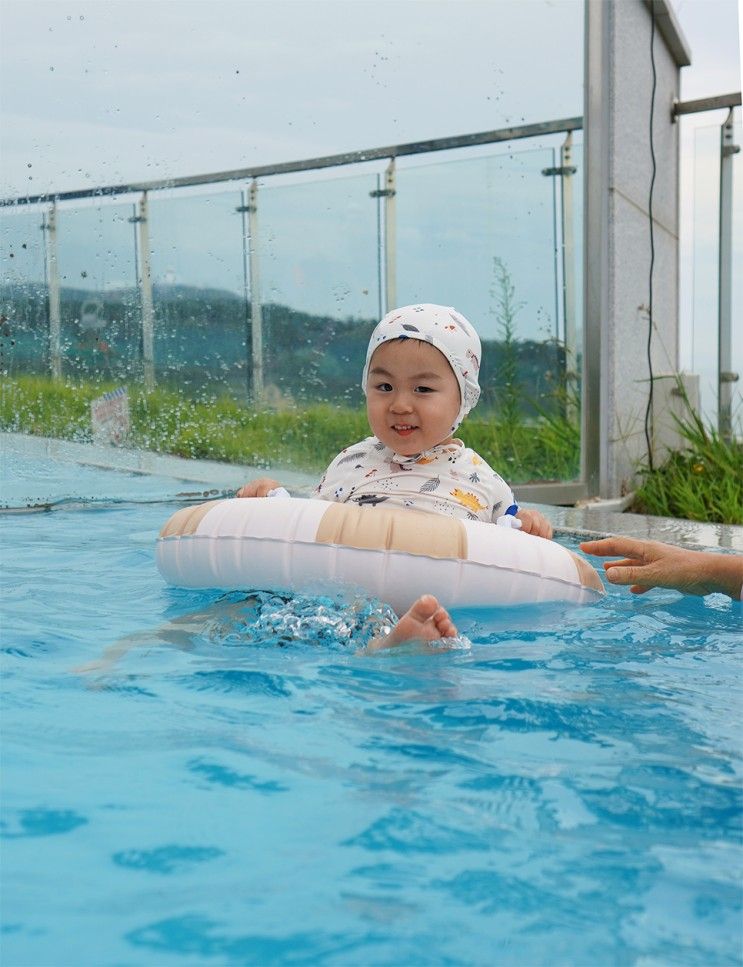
[259,171,380,407]
[56,200,141,384]
[148,190,247,397]
[1,120,584,491]
[1,207,48,377]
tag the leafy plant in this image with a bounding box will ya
[631,396,743,525]
[490,256,523,436]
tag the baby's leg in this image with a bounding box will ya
[72,598,253,674]
[367,595,457,651]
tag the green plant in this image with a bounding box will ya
[631,402,743,525]
[490,256,523,435]
[1,374,581,484]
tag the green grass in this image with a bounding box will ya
[6,374,739,524]
[1,374,580,482]
[630,408,743,525]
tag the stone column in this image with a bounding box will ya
[583,0,692,498]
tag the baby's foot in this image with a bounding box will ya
[368,595,458,651]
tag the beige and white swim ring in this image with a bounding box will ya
[156,497,604,614]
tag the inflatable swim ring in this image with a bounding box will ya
[157,497,604,614]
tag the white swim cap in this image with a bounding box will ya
[362,304,482,432]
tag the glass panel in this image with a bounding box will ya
[148,190,247,399]
[56,200,140,383]
[0,206,49,377]
[396,143,582,483]
[258,172,380,408]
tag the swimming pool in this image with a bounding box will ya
[2,438,742,965]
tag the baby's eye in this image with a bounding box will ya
[415,385,435,394]
[375,382,393,392]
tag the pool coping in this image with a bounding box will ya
[4,431,742,553]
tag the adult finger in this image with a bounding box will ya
[604,565,649,587]
[580,536,652,560]
[603,558,639,571]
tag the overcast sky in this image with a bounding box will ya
[1,0,738,197]
[1,0,741,415]
[1,0,586,195]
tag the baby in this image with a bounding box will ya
[238,303,553,646]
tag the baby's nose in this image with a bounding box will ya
[390,392,414,412]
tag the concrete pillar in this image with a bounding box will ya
[583,0,691,497]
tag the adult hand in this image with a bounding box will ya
[516,508,553,540]
[580,536,743,599]
[236,477,282,498]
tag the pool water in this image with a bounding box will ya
[1,455,742,965]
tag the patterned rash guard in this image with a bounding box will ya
[314,436,517,522]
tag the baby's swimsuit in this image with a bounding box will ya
[315,437,516,522]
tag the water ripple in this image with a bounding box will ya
[187,757,289,794]
[343,808,491,854]
[184,669,292,697]
[1,807,88,838]
[112,844,224,875]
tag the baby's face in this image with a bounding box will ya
[365,339,461,455]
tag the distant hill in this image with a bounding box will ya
[1,282,572,416]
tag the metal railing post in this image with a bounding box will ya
[237,189,252,400]
[133,192,155,391]
[375,173,383,320]
[44,203,62,380]
[718,108,740,441]
[384,159,397,312]
[248,179,263,403]
[582,0,611,496]
[543,133,579,422]
[560,132,578,394]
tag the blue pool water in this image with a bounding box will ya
[1,450,742,966]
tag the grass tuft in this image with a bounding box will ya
[630,406,743,525]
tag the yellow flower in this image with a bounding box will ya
[692,462,705,474]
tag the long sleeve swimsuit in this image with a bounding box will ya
[315,436,516,522]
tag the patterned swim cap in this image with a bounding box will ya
[362,304,482,432]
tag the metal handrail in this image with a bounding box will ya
[1,116,583,208]
[673,91,741,118]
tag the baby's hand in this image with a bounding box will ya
[516,508,553,540]
[236,477,282,498]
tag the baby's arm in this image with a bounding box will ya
[486,462,553,539]
[580,536,743,599]
[236,477,283,498]
[515,508,553,540]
